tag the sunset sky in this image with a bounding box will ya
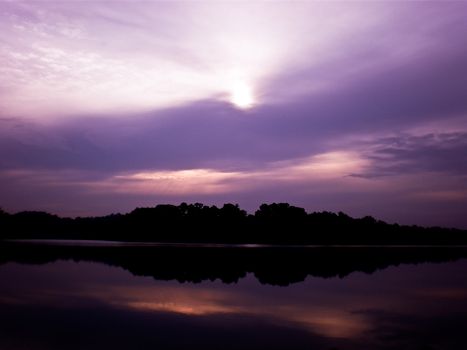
[1,1,466,228]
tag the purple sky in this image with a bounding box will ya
[1,1,467,228]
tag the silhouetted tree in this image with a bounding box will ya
[0,203,466,245]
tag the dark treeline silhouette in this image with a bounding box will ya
[1,242,467,285]
[1,203,466,244]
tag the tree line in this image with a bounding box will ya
[0,202,465,244]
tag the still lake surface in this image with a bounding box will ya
[1,241,467,350]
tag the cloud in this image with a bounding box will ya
[355,132,467,178]
[1,1,466,228]
[1,1,466,118]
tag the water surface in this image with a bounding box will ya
[1,244,466,349]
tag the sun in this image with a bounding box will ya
[230,81,255,109]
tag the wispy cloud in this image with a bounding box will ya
[2,1,466,118]
[355,132,467,178]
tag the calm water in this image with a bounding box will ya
[1,244,467,349]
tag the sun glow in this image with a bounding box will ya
[230,82,255,109]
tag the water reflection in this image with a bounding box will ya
[1,256,467,349]
[2,242,467,285]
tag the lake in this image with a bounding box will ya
[1,241,467,350]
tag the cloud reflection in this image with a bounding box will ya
[69,276,372,339]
